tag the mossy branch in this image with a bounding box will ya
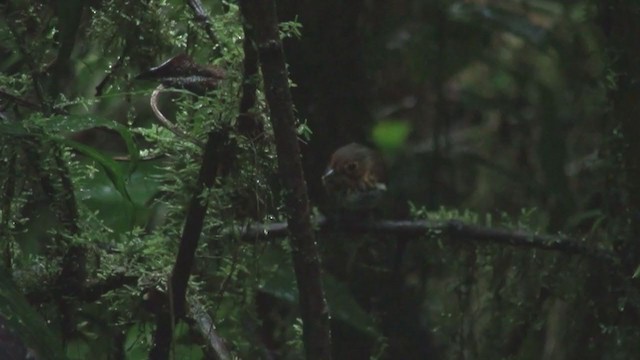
[241,217,618,264]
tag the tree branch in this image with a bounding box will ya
[149,129,229,360]
[239,1,332,359]
[186,0,218,45]
[241,217,617,263]
[188,300,232,360]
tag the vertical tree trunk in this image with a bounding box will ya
[240,1,333,359]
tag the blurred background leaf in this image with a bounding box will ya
[0,270,65,360]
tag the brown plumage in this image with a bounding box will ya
[322,143,387,211]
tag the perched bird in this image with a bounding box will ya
[323,143,409,276]
[322,143,387,213]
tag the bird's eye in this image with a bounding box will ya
[345,161,359,173]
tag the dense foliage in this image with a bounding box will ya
[1,0,639,359]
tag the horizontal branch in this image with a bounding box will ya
[241,217,618,263]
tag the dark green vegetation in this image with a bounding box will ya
[1,0,640,359]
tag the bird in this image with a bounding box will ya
[322,143,409,275]
[322,143,387,214]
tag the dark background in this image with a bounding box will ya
[1,0,640,359]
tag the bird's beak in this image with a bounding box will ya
[322,168,334,183]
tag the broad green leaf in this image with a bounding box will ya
[12,114,141,200]
[124,323,152,360]
[75,158,163,233]
[44,115,140,174]
[57,138,133,204]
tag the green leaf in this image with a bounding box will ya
[75,158,163,233]
[0,269,66,360]
[27,115,142,209]
[372,119,411,153]
[124,323,152,360]
[44,115,140,174]
[57,138,133,204]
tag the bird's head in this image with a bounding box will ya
[322,143,387,210]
